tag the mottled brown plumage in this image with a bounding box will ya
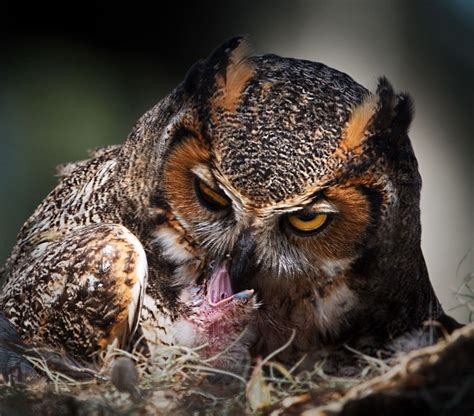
[0,37,452,370]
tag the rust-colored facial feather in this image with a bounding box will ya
[337,94,379,156]
[162,136,212,222]
[209,37,255,116]
[291,186,371,262]
[163,131,372,281]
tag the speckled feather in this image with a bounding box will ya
[210,55,369,205]
[1,37,445,366]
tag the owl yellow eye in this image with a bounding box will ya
[287,212,329,235]
[195,178,231,211]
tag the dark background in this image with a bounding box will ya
[0,0,472,321]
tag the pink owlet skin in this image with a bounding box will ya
[170,262,258,370]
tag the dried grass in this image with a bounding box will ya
[1,281,473,415]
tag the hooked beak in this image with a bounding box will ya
[229,227,257,293]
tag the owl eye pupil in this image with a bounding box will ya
[286,211,329,235]
[295,212,317,221]
[195,177,231,211]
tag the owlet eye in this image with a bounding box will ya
[286,212,329,235]
[195,177,231,211]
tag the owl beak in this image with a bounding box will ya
[229,227,257,293]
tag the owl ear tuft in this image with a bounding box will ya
[340,77,414,154]
[390,92,414,137]
[371,77,396,132]
[205,36,253,80]
[189,36,255,113]
[371,77,414,137]
[182,36,252,98]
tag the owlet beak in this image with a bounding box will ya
[207,261,254,307]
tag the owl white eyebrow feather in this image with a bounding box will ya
[191,164,217,188]
[193,219,237,257]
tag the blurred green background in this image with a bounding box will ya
[1,0,472,321]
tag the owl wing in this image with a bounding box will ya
[0,224,147,359]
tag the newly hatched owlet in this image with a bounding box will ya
[0,37,458,370]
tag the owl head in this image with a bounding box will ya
[124,37,441,357]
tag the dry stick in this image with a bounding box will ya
[342,336,451,403]
[266,361,295,383]
[343,344,391,373]
[288,353,308,375]
[184,365,247,384]
[25,355,96,393]
[260,329,296,369]
[24,347,102,384]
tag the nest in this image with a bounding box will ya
[0,321,473,415]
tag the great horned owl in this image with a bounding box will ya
[0,37,457,370]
